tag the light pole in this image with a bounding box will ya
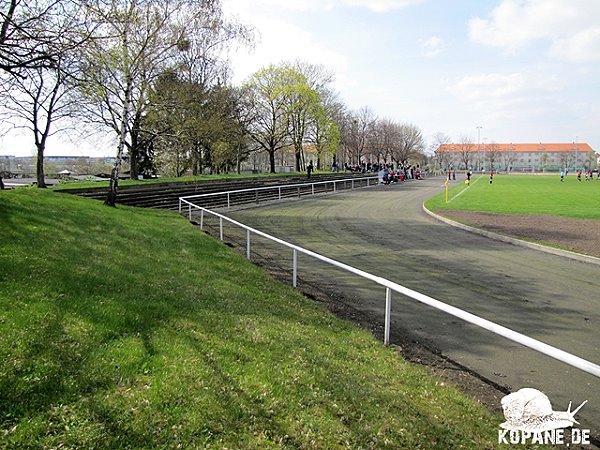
[482,137,488,172]
[476,125,482,170]
[575,136,578,171]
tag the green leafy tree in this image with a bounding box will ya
[144,71,249,176]
[306,99,340,170]
[286,75,320,171]
[245,64,308,173]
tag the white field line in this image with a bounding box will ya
[447,175,483,203]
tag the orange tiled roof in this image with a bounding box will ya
[437,143,595,153]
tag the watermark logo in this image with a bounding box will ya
[498,388,591,445]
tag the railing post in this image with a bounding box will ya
[292,249,297,288]
[219,217,223,241]
[278,187,281,200]
[227,193,230,209]
[179,199,182,213]
[334,181,337,192]
[246,229,251,259]
[312,183,314,195]
[188,204,192,222]
[297,186,300,198]
[200,210,204,230]
[384,288,392,346]
[352,179,355,189]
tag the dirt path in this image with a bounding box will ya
[439,210,600,259]
[223,177,600,438]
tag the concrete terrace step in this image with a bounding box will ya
[59,173,373,210]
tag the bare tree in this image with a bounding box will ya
[0,0,61,76]
[430,131,450,173]
[390,122,424,168]
[175,4,254,86]
[455,135,474,171]
[2,59,75,187]
[0,1,91,187]
[486,141,501,171]
[345,106,375,167]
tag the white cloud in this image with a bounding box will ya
[450,73,526,100]
[345,0,424,12]
[549,28,600,62]
[226,15,349,87]
[468,0,600,61]
[223,0,422,13]
[419,36,445,58]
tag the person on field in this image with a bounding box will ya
[577,169,582,181]
[307,160,314,179]
[560,169,564,182]
[489,169,494,184]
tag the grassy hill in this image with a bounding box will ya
[0,188,507,449]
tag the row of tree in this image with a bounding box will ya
[0,0,428,203]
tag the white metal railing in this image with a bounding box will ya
[178,176,378,213]
[178,196,600,379]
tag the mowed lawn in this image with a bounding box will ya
[426,173,600,219]
[0,189,508,449]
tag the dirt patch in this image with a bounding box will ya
[438,210,600,259]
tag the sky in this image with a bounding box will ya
[2,0,599,157]
[222,0,600,153]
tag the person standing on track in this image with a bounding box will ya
[307,160,314,179]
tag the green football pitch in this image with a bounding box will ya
[425,173,600,219]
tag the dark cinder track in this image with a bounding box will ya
[225,176,600,433]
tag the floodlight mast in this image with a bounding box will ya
[477,125,483,170]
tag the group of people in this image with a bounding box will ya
[377,164,424,184]
[560,169,598,182]
[446,168,494,185]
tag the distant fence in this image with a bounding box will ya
[179,180,600,379]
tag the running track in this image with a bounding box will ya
[226,176,600,433]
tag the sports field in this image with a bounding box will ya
[425,173,600,219]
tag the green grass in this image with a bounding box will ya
[425,174,600,219]
[0,189,512,449]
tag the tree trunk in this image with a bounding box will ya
[295,148,301,172]
[129,112,141,180]
[105,76,132,207]
[35,143,47,188]
[269,149,276,173]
